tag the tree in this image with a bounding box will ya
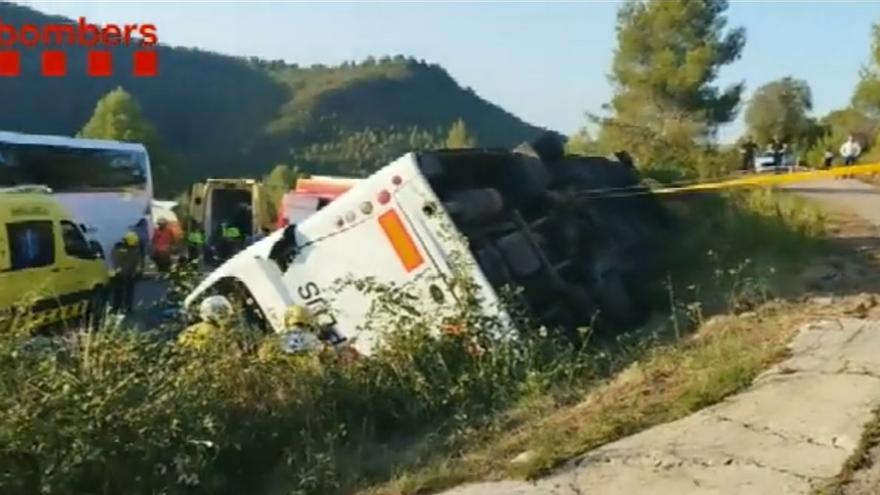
[78,87,177,193]
[445,119,476,149]
[744,77,814,145]
[599,0,745,161]
[854,23,880,120]
[565,128,600,155]
[262,164,299,221]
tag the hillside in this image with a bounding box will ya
[0,2,544,189]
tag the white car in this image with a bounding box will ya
[754,152,794,173]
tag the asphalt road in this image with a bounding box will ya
[782,178,880,226]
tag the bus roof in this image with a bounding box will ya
[0,130,148,152]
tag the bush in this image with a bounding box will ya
[0,274,594,495]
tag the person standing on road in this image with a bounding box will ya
[769,136,784,168]
[110,231,141,315]
[840,135,862,166]
[823,148,834,169]
[151,218,175,273]
[739,136,758,172]
[185,221,205,263]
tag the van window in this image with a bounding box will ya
[60,220,92,259]
[7,221,55,270]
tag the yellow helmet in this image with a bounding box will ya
[284,304,314,328]
[123,231,139,247]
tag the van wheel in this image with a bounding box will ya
[84,287,108,331]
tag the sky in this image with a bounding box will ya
[18,0,880,143]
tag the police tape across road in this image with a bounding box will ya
[575,162,880,199]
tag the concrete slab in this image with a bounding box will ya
[439,318,880,495]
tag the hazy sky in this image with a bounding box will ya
[19,1,880,142]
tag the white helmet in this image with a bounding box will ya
[199,295,233,323]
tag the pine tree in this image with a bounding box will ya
[600,0,745,154]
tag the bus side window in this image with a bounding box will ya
[7,221,55,270]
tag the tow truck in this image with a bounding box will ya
[183,133,671,356]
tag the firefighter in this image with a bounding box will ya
[177,295,235,350]
[281,305,322,351]
[185,223,205,262]
[151,217,175,273]
[217,223,243,262]
[110,231,141,315]
[257,304,325,360]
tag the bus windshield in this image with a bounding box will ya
[0,142,148,192]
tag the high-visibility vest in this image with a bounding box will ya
[152,228,174,253]
[223,226,241,239]
[187,231,204,245]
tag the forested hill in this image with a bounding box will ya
[0,2,544,186]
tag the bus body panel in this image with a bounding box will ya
[0,131,154,268]
[53,190,152,263]
[185,153,512,357]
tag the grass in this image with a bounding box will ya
[0,187,832,495]
[360,300,825,495]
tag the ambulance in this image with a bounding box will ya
[0,185,109,332]
[184,133,670,357]
[276,175,360,228]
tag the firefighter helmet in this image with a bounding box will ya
[284,304,314,328]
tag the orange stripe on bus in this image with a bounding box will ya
[378,209,424,272]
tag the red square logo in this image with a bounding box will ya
[133,50,157,77]
[0,51,20,77]
[42,51,66,77]
[88,51,112,77]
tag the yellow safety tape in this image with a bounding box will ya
[653,163,880,195]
